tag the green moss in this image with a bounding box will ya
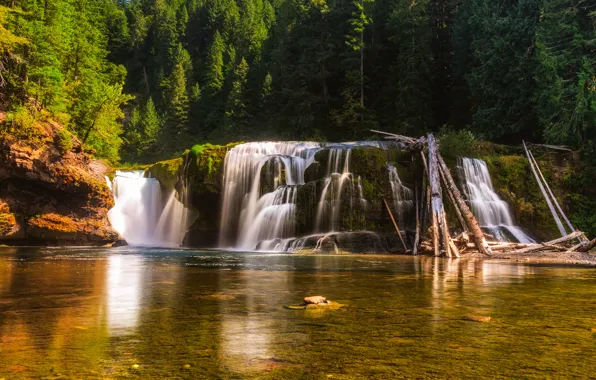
[146,158,183,190]
[185,142,241,196]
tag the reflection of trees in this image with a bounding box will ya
[0,247,108,377]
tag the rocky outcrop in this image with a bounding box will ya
[146,143,240,247]
[0,113,120,245]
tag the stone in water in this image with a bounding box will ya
[304,296,328,305]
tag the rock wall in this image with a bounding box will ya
[146,143,239,247]
[0,115,120,245]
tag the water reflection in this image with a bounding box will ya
[107,255,143,335]
[218,254,291,371]
[0,247,594,379]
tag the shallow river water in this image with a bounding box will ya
[0,247,595,379]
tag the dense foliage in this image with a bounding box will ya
[0,0,594,164]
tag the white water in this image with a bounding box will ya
[387,163,414,227]
[458,158,534,243]
[219,141,413,251]
[108,170,191,247]
[218,142,321,249]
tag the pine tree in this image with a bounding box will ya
[221,57,250,138]
[141,96,160,151]
[163,62,190,152]
[205,30,225,93]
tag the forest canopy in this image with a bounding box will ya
[0,0,594,163]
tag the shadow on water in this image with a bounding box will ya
[0,246,595,378]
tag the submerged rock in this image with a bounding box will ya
[285,299,346,311]
[462,315,492,323]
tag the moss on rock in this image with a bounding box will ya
[146,158,183,191]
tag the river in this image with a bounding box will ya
[0,247,594,378]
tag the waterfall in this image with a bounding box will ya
[218,141,413,251]
[314,147,356,232]
[108,170,191,247]
[387,163,414,227]
[218,142,320,249]
[458,158,534,243]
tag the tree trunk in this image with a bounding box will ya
[523,141,567,237]
[435,146,492,256]
[428,134,446,256]
[438,162,467,231]
[383,198,407,252]
[413,182,421,255]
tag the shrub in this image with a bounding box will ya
[55,128,73,155]
[438,126,477,161]
[1,105,44,142]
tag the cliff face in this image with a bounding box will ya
[0,112,120,245]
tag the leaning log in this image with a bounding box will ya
[413,182,421,256]
[523,141,567,237]
[528,149,585,243]
[438,162,467,231]
[428,135,445,256]
[383,198,407,251]
[435,148,492,256]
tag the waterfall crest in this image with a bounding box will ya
[108,170,191,247]
[458,158,534,243]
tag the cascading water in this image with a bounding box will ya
[218,141,414,252]
[218,142,320,250]
[458,158,534,243]
[387,163,414,227]
[108,170,191,247]
[314,147,356,232]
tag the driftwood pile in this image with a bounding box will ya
[371,130,595,257]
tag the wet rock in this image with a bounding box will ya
[463,315,492,323]
[285,300,347,311]
[304,296,328,304]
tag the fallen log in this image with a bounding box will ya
[468,243,531,251]
[505,232,583,255]
[528,143,574,152]
[370,129,420,145]
[435,148,492,256]
[574,238,596,253]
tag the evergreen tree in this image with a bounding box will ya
[141,96,161,153]
[162,61,190,153]
[534,0,596,146]
[205,30,225,93]
[221,57,250,139]
[464,0,542,140]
